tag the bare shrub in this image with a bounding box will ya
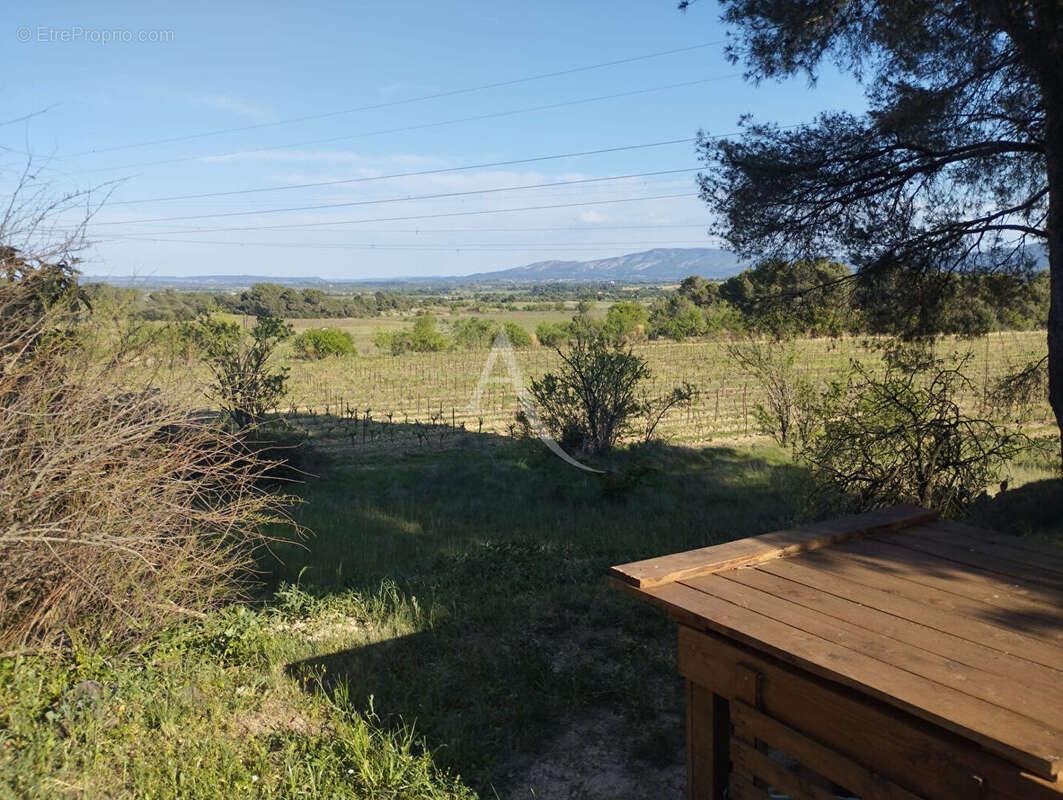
[0,260,294,650]
[529,331,650,455]
[184,313,293,429]
[795,344,1031,515]
[529,330,696,454]
[727,338,817,447]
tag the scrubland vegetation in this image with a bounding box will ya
[4,249,1059,798]
[2,126,1060,799]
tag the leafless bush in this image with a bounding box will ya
[727,338,817,447]
[795,345,1031,515]
[0,169,294,649]
[0,278,295,648]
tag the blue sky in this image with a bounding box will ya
[2,1,867,279]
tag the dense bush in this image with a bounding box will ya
[0,265,292,648]
[795,345,1031,515]
[529,330,650,454]
[501,321,532,348]
[528,330,694,454]
[649,294,707,340]
[184,314,293,428]
[293,327,356,359]
[534,321,570,347]
[449,316,498,349]
[372,315,449,354]
[603,300,649,342]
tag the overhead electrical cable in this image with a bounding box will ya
[107,137,697,205]
[91,168,700,225]
[66,75,739,175]
[84,192,699,236]
[59,41,724,157]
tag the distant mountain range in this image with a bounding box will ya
[458,248,744,282]
[84,247,745,290]
[84,244,1051,291]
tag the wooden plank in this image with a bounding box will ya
[728,566,1063,702]
[928,521,1063,570]
[685,572,1063,731]
[730,737,837,800]
[609,505,937,589]
[880,530,1063,589]
[760,558,1063,674]
[687,680,728,800]
[652,582,1063,778]
[837,537,1063,627]
[731,700,925,800]
[728,772,771,800]
[678,626,1063,799]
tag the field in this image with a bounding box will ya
[5,320,1061,800]
[266,330,1056,456]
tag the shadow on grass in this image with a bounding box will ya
[966,477,1063,540]
[275,434,810,792]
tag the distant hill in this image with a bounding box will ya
[459,247,743,283]
[81,274,338,291]
[83,248,745,290]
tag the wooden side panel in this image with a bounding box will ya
[678,626,1063,800]
[728,772,772,799]
[731,700,924,800]
[610,505,937,588]
[658,579,1063,778]
[686,681,726,800]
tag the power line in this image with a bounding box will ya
[87,192,699,236]
[67,75,738,175]
[103,237,714,251]
[163,223,710,234]
[98,222,710,236]
[59,41,723,158]
[107,137,697,205]
[92,168,700,225]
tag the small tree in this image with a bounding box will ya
[502,321,533,348]
[529,331,649,454]
[188,314,293,428]
[293,327,356,359]
[796,345,1030,515]
[603,300,649,342]
[727,338,817,448]
[534,321,570,347]
[409,314,448,352]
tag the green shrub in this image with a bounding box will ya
[603,300,649,342]
[535,321,570,347]
[184,314,292,428]
[502,321,532,348]
[405,314,445,352]
[795,344,1031,515]
[294,327,356,359]
[450,317,498,349]
[648,295,707,340]
[529,330,650,454]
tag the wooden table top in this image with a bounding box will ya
[610,505,1063,781]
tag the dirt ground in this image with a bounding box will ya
[496,709,685,800]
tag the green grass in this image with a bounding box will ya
[4,430,1060,797]
[0,586,474,799]
[5,321,1061,797]
[2,437,808,798]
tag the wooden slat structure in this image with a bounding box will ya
[611,506,1063,800]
